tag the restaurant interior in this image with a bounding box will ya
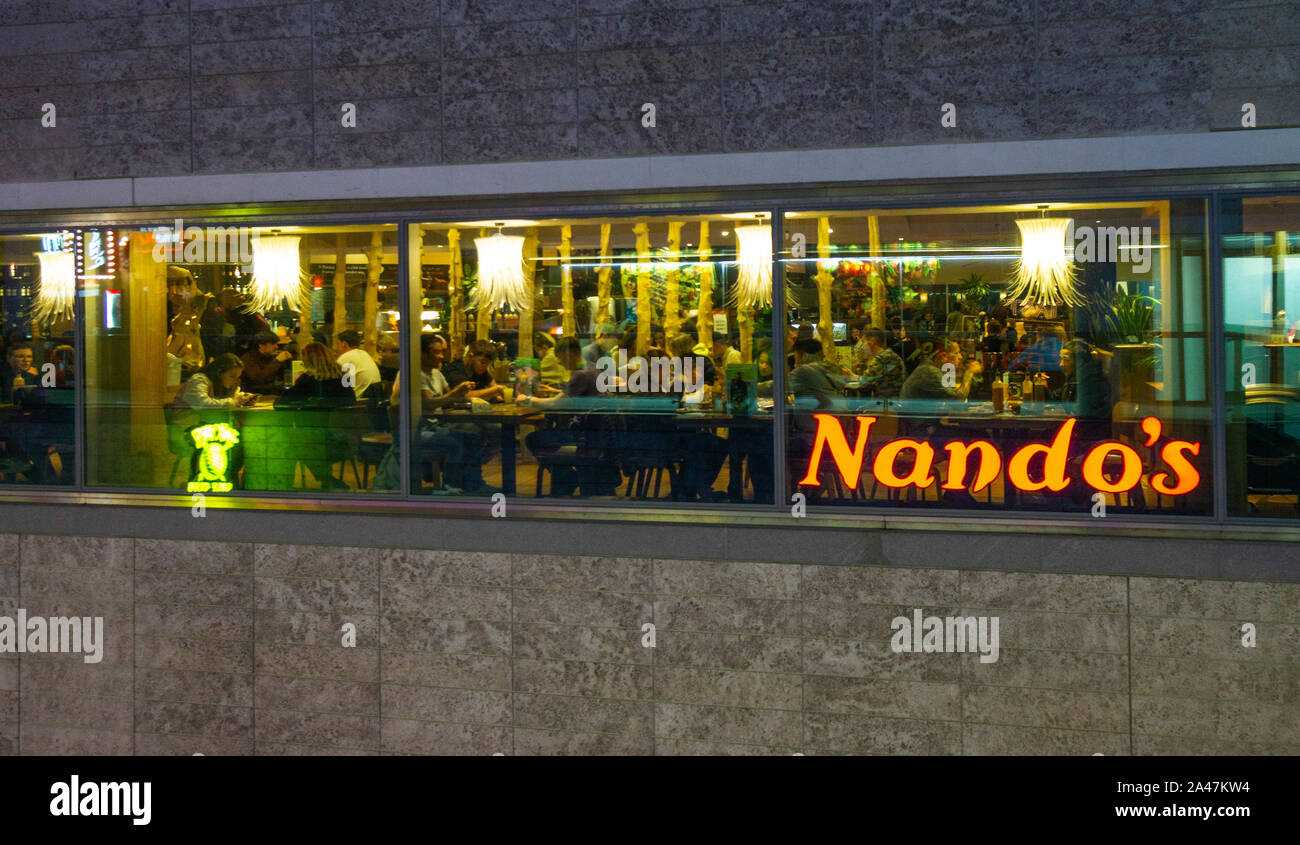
[0,194,1295,519]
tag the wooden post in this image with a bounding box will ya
[519,227,539,360]
[296,237,313,351]
[560,224,575,338]
[596,223,612,329]
[696,221,714,349]
[128,234,168,468]
[476,228,492,341]
[816,217,834,348]
[664,221,683,337]
[332,233,347,342]
[868,215,886,329]
[363,230,382,356]
[447,227,464,345]
[633,222,651,357]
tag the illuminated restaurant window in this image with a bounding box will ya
[0,232,76,485]
[83,222,399,494]
[403,214,776,503]
[1222,196,1300,519]
[781,201,1212,515]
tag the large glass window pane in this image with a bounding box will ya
[85,222,399,494]
[0,232,76,485]
[406,214,775,503]
[783,200,1211,515]
[1222,196,1300,518]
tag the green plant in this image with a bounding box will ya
[1113,293,1157,343]
[957,273,990,308]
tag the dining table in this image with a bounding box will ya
[430,402,545,495]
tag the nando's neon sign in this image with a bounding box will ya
[799,415,1201,496]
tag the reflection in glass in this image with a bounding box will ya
[0,232,76,485]
[1223,196,1300,518]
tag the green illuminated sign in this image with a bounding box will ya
[187,423,239,493]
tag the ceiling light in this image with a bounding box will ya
[1008,217,1081,307]
[733,224,773,308]
[34,250,75,322]
[474,230,530,312]
[248,235,307,313]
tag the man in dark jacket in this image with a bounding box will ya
[240,332,292,393]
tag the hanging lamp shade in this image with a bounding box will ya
[733,224,773,308]
[34,249,76,323]
[473,232,530,312]
[248,235,307,313]
[1008,217,1081,307]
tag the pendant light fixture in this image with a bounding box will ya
[248,233,307,313]
[34,245,76,323]
[1008,208,1081,307]
[473,223,530,312]
[733,222,773,308]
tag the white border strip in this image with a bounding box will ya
[2,129,1299,212]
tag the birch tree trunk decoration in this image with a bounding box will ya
[476,227,491,341]
[297,237,314,351]
[633,221,651,357]
[519,227,538,360]
[868,215,886,329]
[332,233,347,342]
[447,227,464,346]
[816,217,834,348]
[664,221,683,337]
[363,230,382,355]
[560,224,575,338]
[596,223,612,328]
[696,220,714,349]
[738,303,753,363]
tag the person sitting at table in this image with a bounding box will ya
[517,337,620,496]
[1,342,41,403]
[465,340,505,402]
[175,353,257,410]
[789,338,845,424]
[240,332,293,393]
[889,318,920,373]
[218,289,272,357]
[858,329,905,398]
[335,330,381,399]
[583,323,621,369]
[711,335,741,372]
[1009,327,1064,373]
[441,336,470,388]
[274,342,355,491]
[535,332,569,389]
[755,348,775,398]
[901,337,982,404]
[395,333,496,497]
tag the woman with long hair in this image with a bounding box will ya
[176,353,254,409]
[275,342,354,490]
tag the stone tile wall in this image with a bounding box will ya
[0,0,1295,182]
[2,532,1296,755]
